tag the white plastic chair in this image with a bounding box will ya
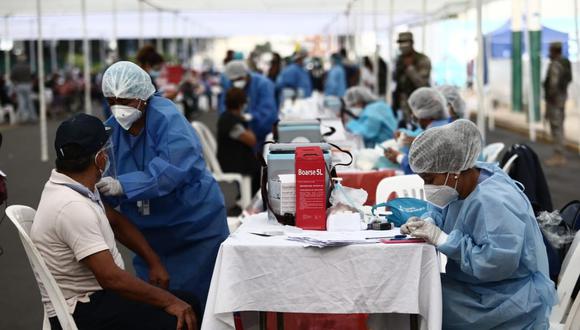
[374,174,449,273]
[191,121,252,209]
[5,205,78,330]
[551,230,580,325]
[502,154,518,174]
[375,174,425,205]
[482,142,505,163]
[0,104,17,125]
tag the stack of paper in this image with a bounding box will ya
[278,174,296,214]
[286,229,401,248]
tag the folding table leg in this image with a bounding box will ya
[276,312,284,330]
[411,314,419,330]
[259,311,267,330]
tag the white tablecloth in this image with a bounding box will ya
[202,214,442,330]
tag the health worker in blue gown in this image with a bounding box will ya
[97,61,229,310]
[324,53,347,97]
[401,119,556,330]
[276,49,313,99]
[219,60,278,148]
[384,87,450,174]
[342,86,397,148]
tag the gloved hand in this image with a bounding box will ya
[407,220,448,246]
[96,177,124,196]
[400,216,423,235]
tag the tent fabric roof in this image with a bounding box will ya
[0,0,487,39]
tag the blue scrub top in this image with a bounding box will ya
[427,162,556,329]
[346,100,397,148]
[324,64,347,97]
[276,63,313,98]
[104,94,229,308]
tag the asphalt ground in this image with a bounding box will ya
[0,109,578,329]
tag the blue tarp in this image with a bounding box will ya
[485,20,569,58]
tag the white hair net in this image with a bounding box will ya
[435,85,466,118]
[102,61,155,100]
[343,86,377,108]
[409,119,482,173]
[224,60,248,80]
[408,87,448,120]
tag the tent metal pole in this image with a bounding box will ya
[476,0,486,143]
[575,0,580,154]
[421,0,427,52]
[387,0,394,104]
[112,0,118,56]
[29,19,36,72]
[156,9,162,52]
[373,0,380,96]
[68,39,74,67]
[138,0,144,48]
[50,39,57,74]
[4,16,10,81]
[37,0,48,162]
[81,0,92,115]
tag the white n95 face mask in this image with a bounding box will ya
[424,173,459,209]
[233,80,247,89]
[111,105,142,130]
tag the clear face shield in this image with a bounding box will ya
[95,137,117,179]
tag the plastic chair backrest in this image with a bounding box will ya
[375,174,425,205]
[5,205,78,330]
[564,291,580,329]
[502,154,518,174]
[482,142,505,163]
[551,230,580,324]
[191,121,223,176]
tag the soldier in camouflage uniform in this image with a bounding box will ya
[392,32,431,126]
[544,42,572,166]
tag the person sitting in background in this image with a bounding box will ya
[324,53,347,97]
[217,88,260,194]
[220,60,278,151]
[343,86,397,148]
[385,87,449,174]
[401,119,556,329]
[31,114,199,330]
[435,85,466,121]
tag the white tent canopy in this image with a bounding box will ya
[1,0,492,39]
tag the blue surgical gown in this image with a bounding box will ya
[428,162,556,329]
[219,73,278,145]
[276,63,313,98]
[346,100,397,148]
[324,64,347,97]
[104,94,229,309]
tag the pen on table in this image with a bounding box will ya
[365,235,407,240]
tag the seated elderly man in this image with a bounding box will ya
[31,114,199,330]
[385,87,449,174]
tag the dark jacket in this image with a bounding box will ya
[500,144,553,214]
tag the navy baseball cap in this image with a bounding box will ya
[55,114,111,160]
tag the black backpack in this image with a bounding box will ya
[560,200,580,232]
